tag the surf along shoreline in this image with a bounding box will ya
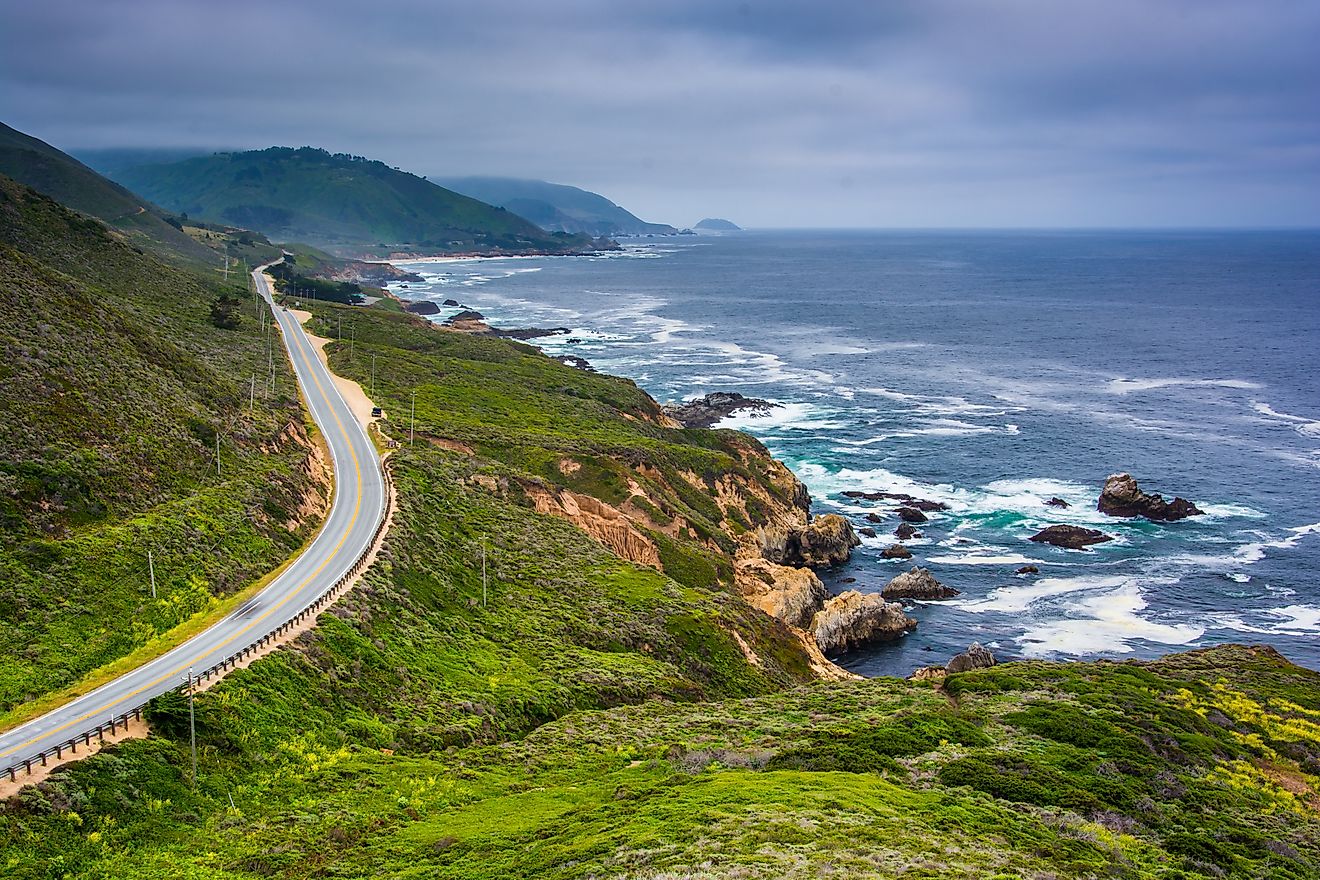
[375,250,1318,680]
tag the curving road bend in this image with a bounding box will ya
[0,263,386,774]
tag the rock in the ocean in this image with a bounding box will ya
[858,526,877,538]
[881,567,959,600]
[441,298,462,306]
[1029,524,1113,550]
[881,544,913,560]
[866,512,884,524]
[897,506,928,523]
[1046,497,1070,508]
[1098,473,1203,521]
[758,514,861,568]
[895,523,921,540]
[946,642,996,674]
[812,591,916,653]
[799,515,861,567]
[661,392,780,428]
[404,300,440,315]
[1015,564,1040,575]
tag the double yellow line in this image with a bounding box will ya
[1,274,373,760]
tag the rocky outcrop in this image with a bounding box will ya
[897,506,928,524]
[1046,497,1070,508]
[1098,473,1203,521]
[811,591,917,654]
[895,523,921,540]
[1029,524,1113,550]
[881,544,913,560]
[881,567,959,600]
[322,260,423,285]
[756,514,860,569]
[842,491,949,511]
[522,483,662,569]
[858,526,877,538]
[946,642,996,674]
[735,558,827,630]
[798,515,861,567]
[662,392,781,429]
[1016,564,1039,575]
[404,300,441,315]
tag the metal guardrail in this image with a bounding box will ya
[3,463,393,784]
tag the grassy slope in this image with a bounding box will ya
[112,148,595,256]
[0,175,327,714]
[1,298,1316,878]
[0,122,218,267]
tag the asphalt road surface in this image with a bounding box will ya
[0,263,385,773]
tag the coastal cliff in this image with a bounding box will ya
[5,294,1318,880]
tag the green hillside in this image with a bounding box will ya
[0,174,328,715]
[112,148,601,256]
[437,176,677,236]
[1,289,1316,877]
[0,123,218,266]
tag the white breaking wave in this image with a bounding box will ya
[1016,583,1204,658]
[1252,401,1320,438]
[1105,377,1262,395]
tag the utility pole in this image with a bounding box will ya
[350,326,355,361]
[481,541,488,608]
[148,549,156,599]
[409,390,416,447]
[185,667,197,787]
[249,375,256,414]
[371,354,377,398]
[215,434,221,476]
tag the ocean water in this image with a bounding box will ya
[392,230,1320,677]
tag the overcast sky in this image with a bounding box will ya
[3,0,1318,227]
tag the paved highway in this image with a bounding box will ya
[0,263,386,774]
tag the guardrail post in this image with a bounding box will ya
[39,753,47,767]
[7,767,14,782]
[24,760,31,774]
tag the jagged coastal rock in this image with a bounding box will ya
[1016,564,1040,575]
[736,559,828,630]
[404,300,440,315]
[1030,524,1114,550]
[858,526,877,538]
[1098,472,1204,521]
[895,523,920,540]
[662,392,780,429]
[881,567,960,600]
[1046,496,1070,508]
[907,642,997,681]
[897,506,929,523]
[881,544,913,560]
[799,514,862,567]
[946,642,997,674]
[812,590,917,653]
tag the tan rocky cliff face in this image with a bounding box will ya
[522,482,663,570]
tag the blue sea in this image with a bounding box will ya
[392,230,1320,677]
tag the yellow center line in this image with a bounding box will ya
[1,275,375,759]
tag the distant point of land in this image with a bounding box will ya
[694,217,741,231]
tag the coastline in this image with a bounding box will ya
[381,233,1320,677]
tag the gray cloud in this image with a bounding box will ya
[2,0,1317,226]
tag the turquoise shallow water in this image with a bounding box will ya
[393,230,1320,676]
